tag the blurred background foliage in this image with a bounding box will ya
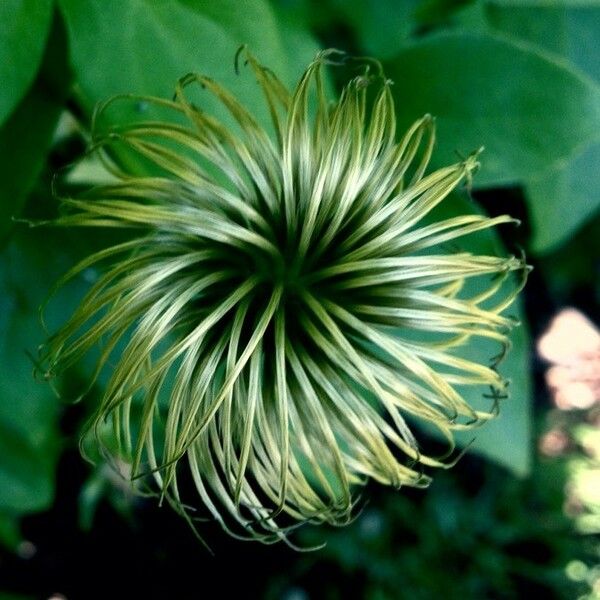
[0,0,599,598]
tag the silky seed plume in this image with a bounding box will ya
[40,48,528,544]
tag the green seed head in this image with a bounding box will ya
[42,48,528,545]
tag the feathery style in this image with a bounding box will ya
[42,49,527,543]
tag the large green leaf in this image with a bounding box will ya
[527,140,600,253]
[0,10,72,543]
[0,223,94,542]
[58,0,289,130]
[178,0,287,78]
[275,17,325,85]
[486,2,600,82]
[0,6,70,244]
[0,87,62,243]
[0,513,20,549]
[385,32,600,188]
[330,0,421,58]
[0,235,62,518]
[0,0,54,126]
[486,3,600,252]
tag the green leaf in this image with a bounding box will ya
[0,6,71,244]
[486,3,565,53]
[0,0,54,126]
[385,32,600,188]
[0,236,63,516]
[0,87,62,243]
[0,10,73,532]
[58,0,288,129]
[330,0,421,58]
[268,4,331,93]
[0,513,21,549]
[486,3,600,252]
[275,19,325,84]
[329,0,479,55]
[177,0,287,77]
[0,222,94,524]
[527,140,600,253]
[486,2,600,81]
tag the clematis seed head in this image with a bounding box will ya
[41,48,528,545]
